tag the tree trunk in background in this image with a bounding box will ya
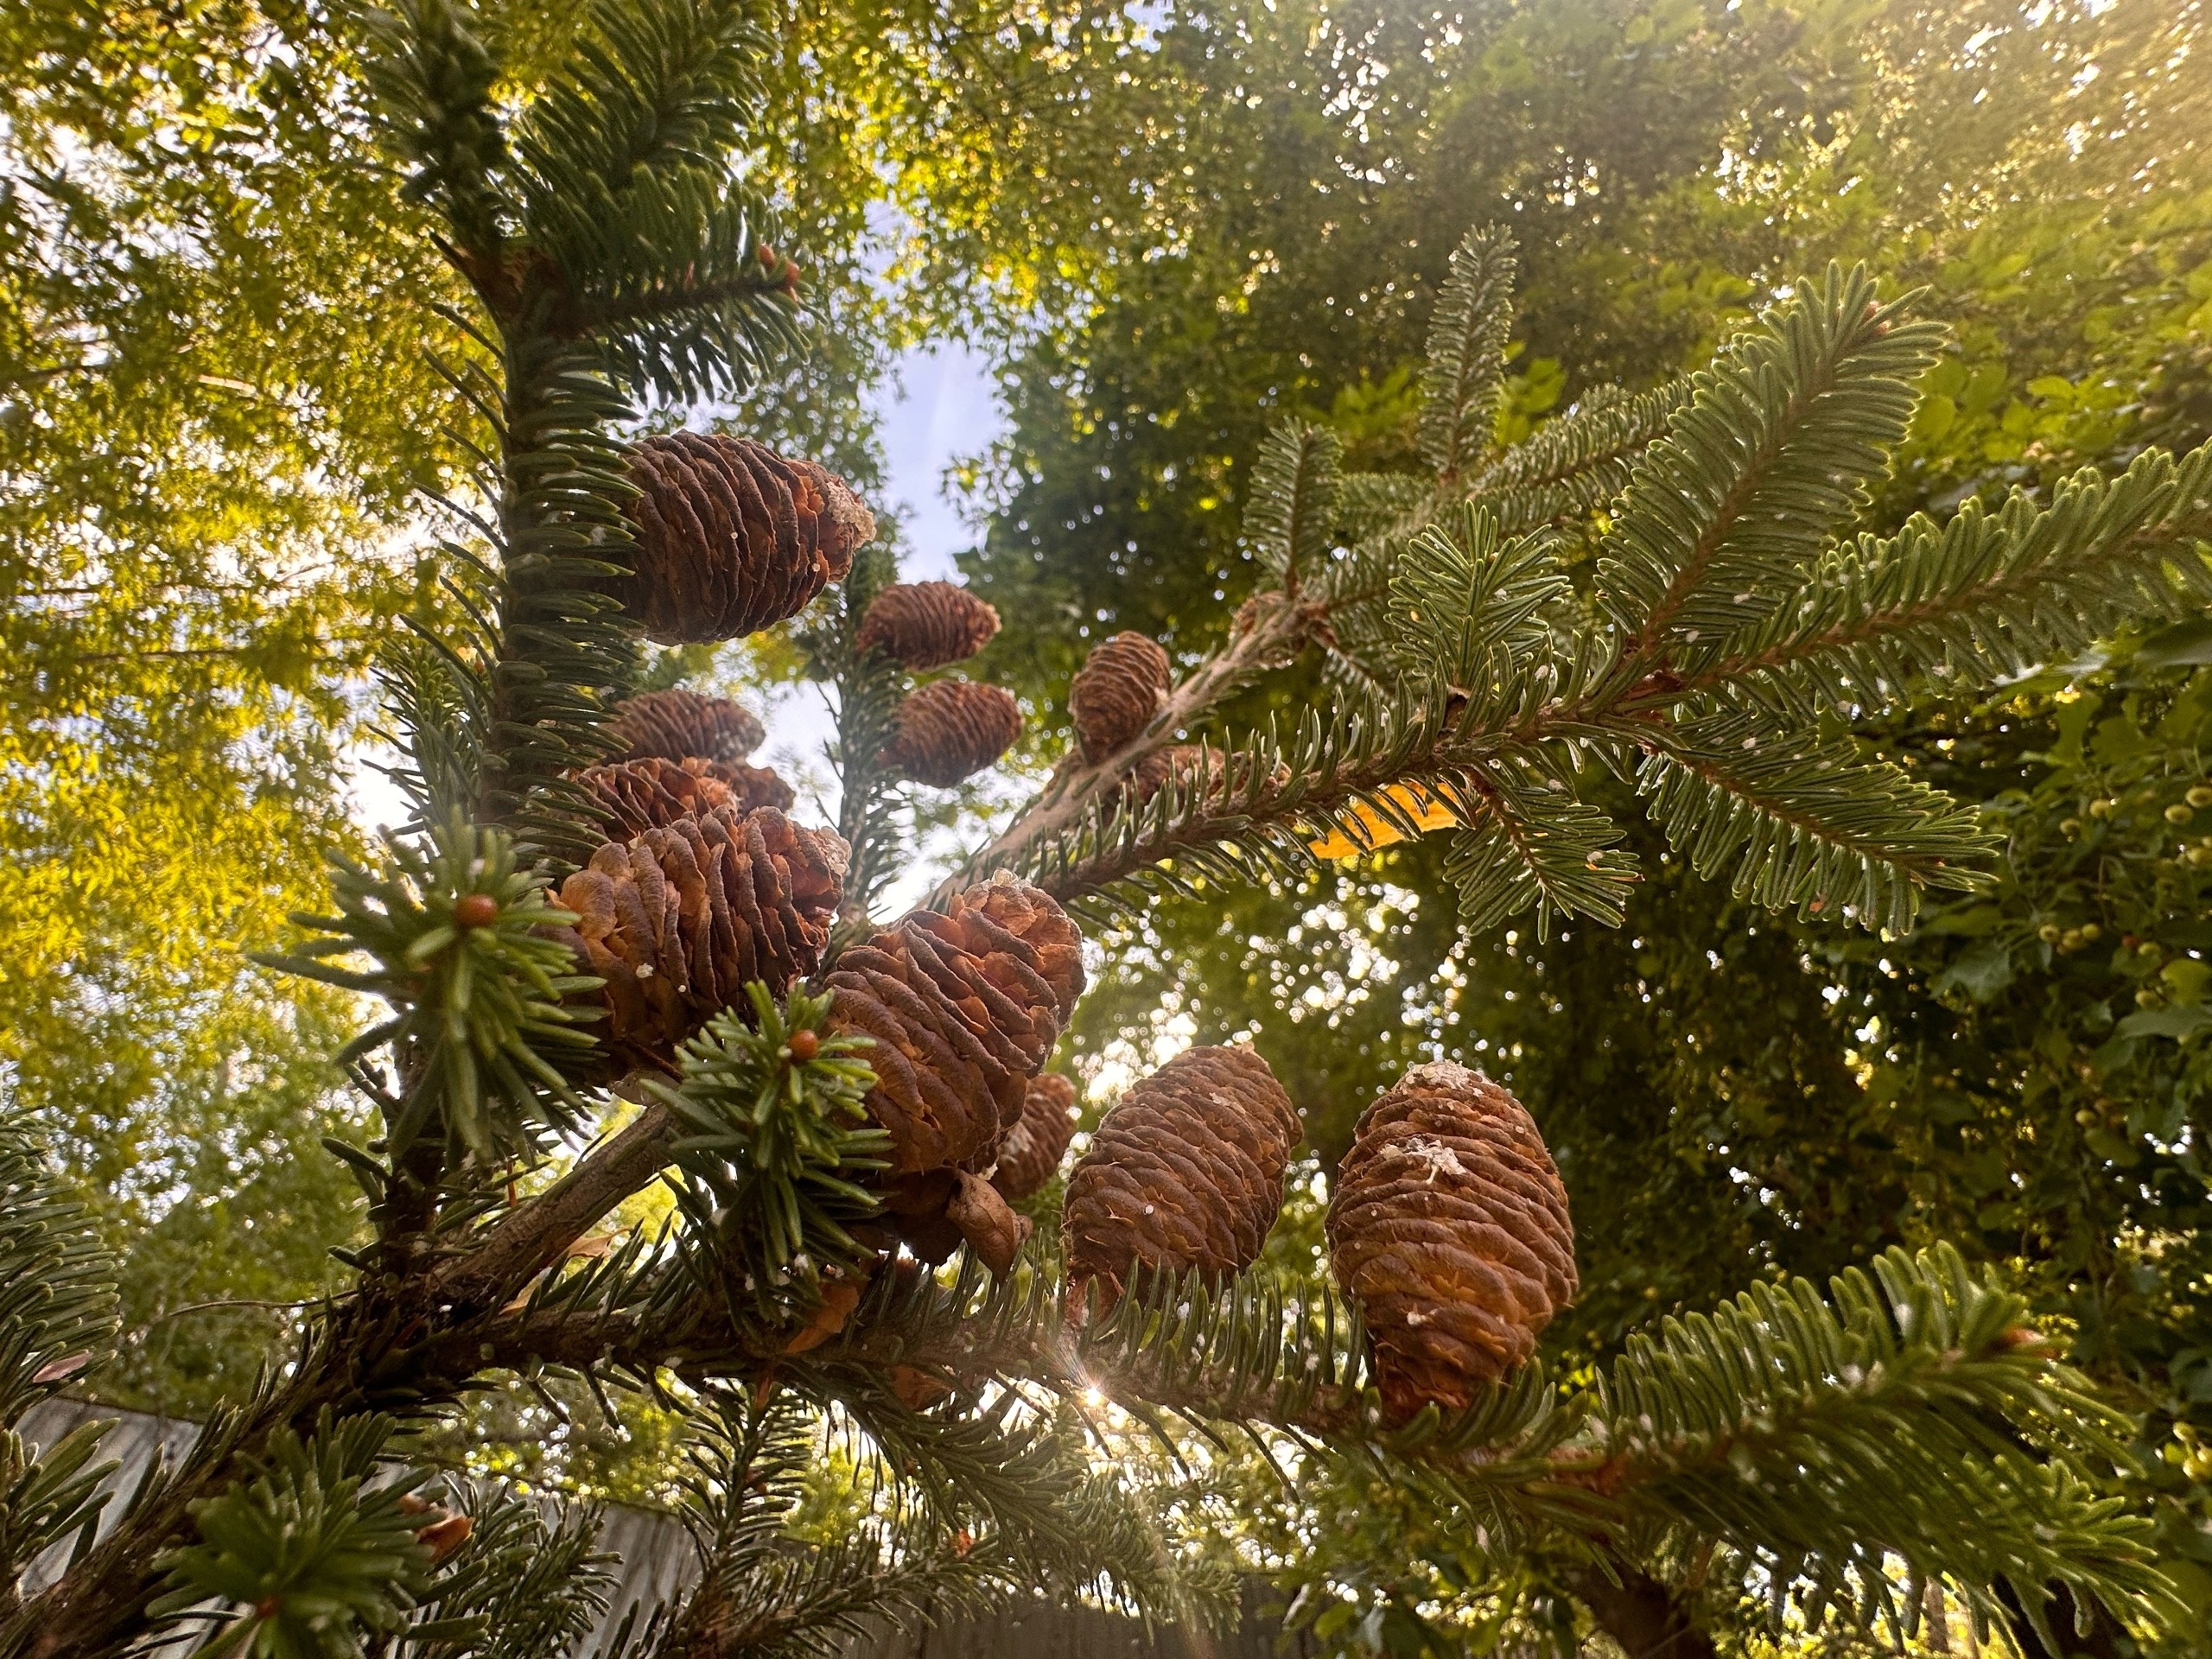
[1567,1557,1718,1659]
[1996,1581,2126,1659]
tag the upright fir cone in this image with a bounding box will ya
[574,756,795,839]
[1063,1046,1300,1303]
[614,433,874,644]
[857,581,1001,670]
[1325,1062,1577,1419]
[609,687,764,765]
[1069,631,1170,763]
[879,679,1022,786]
[552,806,845,1071]
[993,1072,1079,1203]
[824,876,1084,1270]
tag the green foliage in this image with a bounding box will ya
[264,816,601,1166]
[1593,1245,2174,1644]
[1418,228,1518,484]
[1006,252,2209,944]
[151,1414,435,1659]
[657,984,887,1322]
[400,1478,616,1656]
[0,1113,120,1585]
[1593,265,1946,650]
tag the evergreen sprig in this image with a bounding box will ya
[1418,226,1517,482]
[1589,1245,2180,1645]
[654,985,887,1323]
[0,1114,120,1584]
[263,814,602,1166]
[1595,264,1946,658]
[401,1478,616,1657]
[149,1414,435,1659]
[988,241,2212,942]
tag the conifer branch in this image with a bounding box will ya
[1419,226,1517,482]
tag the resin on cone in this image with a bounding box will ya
[1325,1061,1577,1419]
[1063,1045,1300,1303]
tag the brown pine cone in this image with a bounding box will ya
[1325,1062,1577,1419]
[879,679,1022,786]
[609,688,764,765]
[614,433,874,644]
[823,875,1084,1180]
[574,758,795,839]
[993,1072,1079,1202]
[1063,1046,1301,1301]
[553,806,846,1071]
[857,582,1001,670]
[1069,632,1169,763]
[689,758,795,816]
[575,757,733,838]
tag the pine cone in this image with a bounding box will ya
[575,757,731,838]
[693,759,794,816]
[615,433,874,644]
[1063,1046,1301,1300]
[609,688,764,765]
[1069,632,1169,763]
[823,875,1084,1179]
[553,806,846,1071]
[1325,1062,1577,1418]
[575,758,795,839]
[993,1072,1078,1202]
[857,582,1001,670]
[879,679,1022,786]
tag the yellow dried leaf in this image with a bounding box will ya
[1307,784,1460,860]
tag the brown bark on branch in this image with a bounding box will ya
[434,1102,678,1319]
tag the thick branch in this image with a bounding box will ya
[434,1102,677,1318]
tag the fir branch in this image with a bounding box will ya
[1244,421,1343,600]
[1697,441,2212,708]
[1634,705,1993,935]
[404,1478,616,1656]
[813,543,908,936]
[147,1413,436,1656]
[654,986,888,1326]
[1581,1246,2179,1643]
[1418,226,1517,482]
[1597,265,1945,662]
[0,1114,121,1589]
[260,816,603,1188]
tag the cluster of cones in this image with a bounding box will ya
[1060,1046,1577,1421]
[556,435,1077,1274]
[859,580,1023,787]
[563,429,1577,1418]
